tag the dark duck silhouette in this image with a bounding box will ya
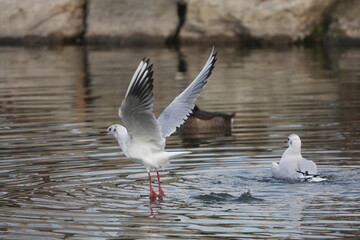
[181,105,235,132]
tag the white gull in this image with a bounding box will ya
[271,134,325,182]
[101,48,217,199]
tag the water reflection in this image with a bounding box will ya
[0,45,359,239]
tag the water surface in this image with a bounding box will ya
[0,46,360,239]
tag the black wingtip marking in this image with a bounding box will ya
[204,49,218,82]
[128,58,155,107]
[195,49,218,89]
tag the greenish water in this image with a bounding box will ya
[0,46,359,239]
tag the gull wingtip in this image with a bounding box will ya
[211,45,218,56]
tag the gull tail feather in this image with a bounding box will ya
[152,151,190,170]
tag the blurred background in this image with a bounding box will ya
[1,1,360,240]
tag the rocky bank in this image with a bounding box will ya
[0,0,358,45]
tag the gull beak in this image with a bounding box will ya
[100,130,109,134]
[284,140,288,144]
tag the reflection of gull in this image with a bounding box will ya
[101,48,217,199]
[271,134,321,180]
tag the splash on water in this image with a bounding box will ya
[193,191,263,203]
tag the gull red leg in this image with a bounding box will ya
[156,171,165,196]
[147,171,157,199]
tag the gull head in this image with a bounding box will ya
[285,134,302,151]
[100,124,127,140]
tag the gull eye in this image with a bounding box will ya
[109,127,112,132]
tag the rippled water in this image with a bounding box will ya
[1,45,359,239]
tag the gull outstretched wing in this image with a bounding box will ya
[157,48,217,138]
[119,58,164,147]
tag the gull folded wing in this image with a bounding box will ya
[299,158,318,175]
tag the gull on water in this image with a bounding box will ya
[271,134,326,182]
[101,48,217,199]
